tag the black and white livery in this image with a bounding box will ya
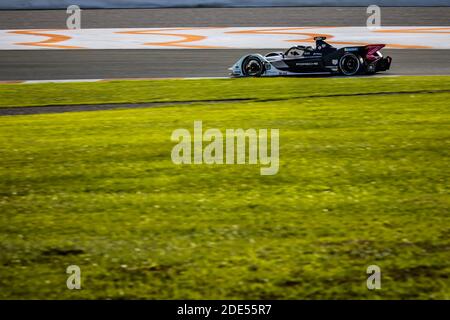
[229,37,392,77]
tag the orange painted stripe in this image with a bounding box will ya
[375,27,450,34]
[227,27,368,46]
[227,27,432,49]
[9,30,82,49]
[117,28,227,49]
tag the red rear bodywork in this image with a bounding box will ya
[363,44,392,72]
[364,44,385,61]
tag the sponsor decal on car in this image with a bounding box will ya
[296,62,319,66]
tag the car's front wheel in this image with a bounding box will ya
[339,53,362,76]
[242,56,264,77]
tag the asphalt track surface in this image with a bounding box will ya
[0,7,449,80]
[0,49,449,80]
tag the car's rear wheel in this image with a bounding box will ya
[242,56,264,77]
[339,53,362,76]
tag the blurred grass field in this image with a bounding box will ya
[0,76,449,299]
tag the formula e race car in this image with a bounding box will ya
[229,37,392,77]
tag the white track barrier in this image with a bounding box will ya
[0,27,449,50]
[0,1,448,9]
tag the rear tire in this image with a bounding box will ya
[339,53,362,76]
[242,56,264,77]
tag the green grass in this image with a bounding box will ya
[0,76,449,299]
[0,76,449,108]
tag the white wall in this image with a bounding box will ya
[0,0,448,9]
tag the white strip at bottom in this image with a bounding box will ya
[1,75,446,85]
[0,77,229,84]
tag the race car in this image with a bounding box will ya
[229,36,392,77]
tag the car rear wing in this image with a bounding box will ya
[365,44,385,61]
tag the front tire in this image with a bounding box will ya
[242,56,264,77]
[339,53,362,76]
